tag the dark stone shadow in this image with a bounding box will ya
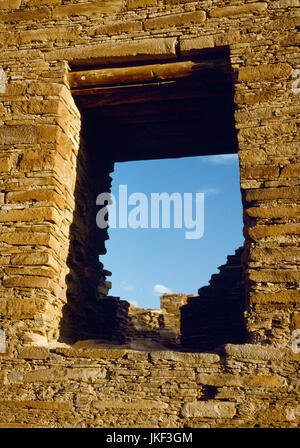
[180,247,248,352]
[59,111,129,344]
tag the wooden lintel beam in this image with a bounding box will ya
[74,83,232,108]
[69,59,230,91]
[72,80,176,96]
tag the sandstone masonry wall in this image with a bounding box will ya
[0,342,299,428]
[0,0,299,428]
[126,294,191,349]
[0,0,298,350]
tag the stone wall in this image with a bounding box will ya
[0,0,299,350]
[126,305,177,349]
[161,294,191,337]
[126,294,191,349]
[0,341,299,428]
[0,0,299,428]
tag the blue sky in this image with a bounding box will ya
[101,154,244,309]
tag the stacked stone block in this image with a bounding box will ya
[0,342,299,428]
[161,294,191,338]
[0,72,82,348]
[126,295,191,349]
[0,0,299,428]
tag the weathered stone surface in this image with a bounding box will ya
[251,290,300,304]
[0,125,62,145]
[8,367,107,383]
[17,151,73,188]
[224,344,300,362]
[45,38,177,65]
[2,231,60,251]
[269,0,299,8]
[56,346,129,360]
[0,298,47,318]
[18,346,50,360]
[0,0,21,10]
[92,399,168,410]
[25,0,61,5]
[0,125,37,144]
[240,165,279,179]
[164,0,192,3]
[235,89,277,105]
[245,186,300,201]
[238,63,293,82]
[197,373,287,388]
[249,269,300,283]
[280,165,300,178]
[179,35,215,54]
[246,205,300,219]
[3,276,59,294]
[144,11,206,30]
[0,207,60,225]
[94,21,142,35]
[127,0,157,8]
[210,3,268,18]
[0,156,13,172]
[52,1,123,18]
[150,368,196,378]
[10,252,59,269]
[0,400,72,411]
[248,223,300,240]
[249,247,300,263]
[0,7,50,22]
[150,350,220,364]
[20,26,81,44]
[7,190,65,211]
[291,312,300,330]
[181,401,236,418]
[12,99,58,116]
[0,0,298,431]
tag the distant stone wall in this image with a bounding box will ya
[126,294,191,349]
[161,294,192,337]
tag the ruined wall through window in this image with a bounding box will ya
[60,48,247,350]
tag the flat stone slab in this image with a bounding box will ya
[181,400,236,418]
